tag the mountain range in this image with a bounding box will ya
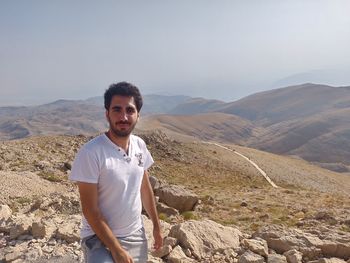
[1,83,349,173]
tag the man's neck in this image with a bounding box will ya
[106,130,130,152]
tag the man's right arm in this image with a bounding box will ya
[78,182,134,263]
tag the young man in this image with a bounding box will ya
[70,82,162,263]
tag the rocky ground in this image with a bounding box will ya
[0,132,350,262]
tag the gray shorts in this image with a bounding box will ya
[81,227,148,263]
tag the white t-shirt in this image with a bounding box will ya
[69,133,154,238]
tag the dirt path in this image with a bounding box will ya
[203,141,279,188]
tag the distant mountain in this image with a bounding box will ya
[1,84,350,173]
[139,83,350,173]
[0,94,192,140]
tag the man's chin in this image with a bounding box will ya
[111,128,132,137]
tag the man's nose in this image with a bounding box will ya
[119,111,128,121]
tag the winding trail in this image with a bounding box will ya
[203,141,278,188]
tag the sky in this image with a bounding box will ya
[1,0,350,106]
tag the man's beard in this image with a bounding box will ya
[108,119,137,138]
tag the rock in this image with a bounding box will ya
[167,245,195,263]
[268,254,287,263]
[25,247,43,261]
[238,251,265,263]
[31,221,46,239]
[164,237,178,248]
[168,219,242,259]
[155,185,199,212]
[299,246,322,261]
[55,215,80,243]
[242,238,268,257]
[157,202,179,217]
[152,244,172,258]
[9,215,34,240]
[284,249,302,263]
[147,254,164,263]
[5,248,22,262]
[240,201,248,207]
[149,176,161,191]
[0,205,12,221]
[320,241,350,260]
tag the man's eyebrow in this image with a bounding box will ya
[111,105,122,109]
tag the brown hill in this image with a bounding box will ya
[138,113,264,144]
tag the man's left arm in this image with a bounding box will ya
[141,170,163,250]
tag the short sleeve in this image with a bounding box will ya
[137,138,154,170]
[69,147,99,184]
[143,146,154,170]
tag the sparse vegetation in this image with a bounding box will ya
[182,211,198,220]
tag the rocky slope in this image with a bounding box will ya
[0,132,350,262]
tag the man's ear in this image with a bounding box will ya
[105,110,109,120]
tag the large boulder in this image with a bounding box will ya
[155,185,198,212]
[168,219,242,260]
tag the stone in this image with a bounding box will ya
[157,202,180,217]
[169,219,242,260]
[242,238,268,257]
[149,176,161,191]
[55,215,80,243]
[238,251,265,263]
[284,249,302,263]
[268,254,287,263]
[164,237,178,248]
[31,221,46,239]
[147,254,164,263]
[5,248,22,262]
[151,244,172,258]
[319,242,350,260]
[0,205,12,221]
[9,215,33,240]
[155,185,199,212]
[167,245,195,263]
[24,247,43,261]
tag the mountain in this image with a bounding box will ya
[138,112,264,144]
[139,84,350,173]
[1,84,350,173]
[0,94,192,140]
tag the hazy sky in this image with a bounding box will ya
[1,0,350,106]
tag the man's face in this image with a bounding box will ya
[106,95,139,137]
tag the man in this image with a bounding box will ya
[70,82,162,263]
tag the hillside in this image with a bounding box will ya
[138,113,264,144]
[0,132,350,262]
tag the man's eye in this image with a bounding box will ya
[126,108,136,114]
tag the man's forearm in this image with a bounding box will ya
[84,210,124,253]
[140,173,160,228]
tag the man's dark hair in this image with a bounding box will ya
[104,82,143,112]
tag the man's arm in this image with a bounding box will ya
[78,182,134,263]
[140,171,163,250]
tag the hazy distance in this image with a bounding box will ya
[1,0,350,106]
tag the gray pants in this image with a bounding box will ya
[81,227,148,263]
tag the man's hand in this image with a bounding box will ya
[111,248,134,263]
[153,227,163,250]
